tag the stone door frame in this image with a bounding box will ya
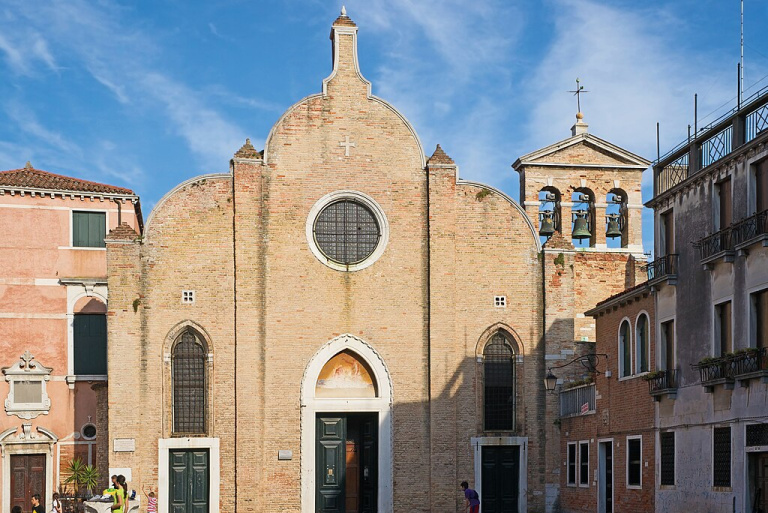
[0,425,57,513]
[300,334,393,513]
[157,437,220,513]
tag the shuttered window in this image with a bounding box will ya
[73,211,106,248]
[74,314,107,375]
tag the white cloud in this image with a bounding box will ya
[0,31,58,75]
[523,0,733,161]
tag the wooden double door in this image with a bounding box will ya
[10,454,45,513]
[481,445,520,513]
[169,449,209,513]
[316,413,377,513]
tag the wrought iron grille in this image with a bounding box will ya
[657,153,688,195]
[313,200,381,265]
[647,369,679,394]
[644,254,678,282]
[713,427,731,487]
[732,348,768,376]
[695,357,734,383]
[746,423,768,447]
[747,103,768,142]
[483,334,515,431]
[700,125,733,168]
[697,227,733,261]
[732,210,768,246]
[173,331,206,434]
[660,432,675,486]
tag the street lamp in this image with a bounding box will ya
[543,353,608,392]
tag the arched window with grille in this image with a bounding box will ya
[484,332,516,431]
[172,330,207,435]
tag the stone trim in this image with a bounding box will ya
[300,334,393,513]
[157,437,220,513]
[471,436,528,513]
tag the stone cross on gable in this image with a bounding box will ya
[339,135,356,157]
[21,351,35,369]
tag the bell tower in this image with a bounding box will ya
[514,111,650,513]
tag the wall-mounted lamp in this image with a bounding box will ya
[543,353,608,392]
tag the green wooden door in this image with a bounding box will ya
[317,416,346,513]
[359,415,377,513]
[169,449,209,513]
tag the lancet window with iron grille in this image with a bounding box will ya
[172,330,207,435]
[483,333,516,431]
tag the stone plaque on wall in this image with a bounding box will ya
[113,438,135,452]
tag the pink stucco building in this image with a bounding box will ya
[0,163,141,513]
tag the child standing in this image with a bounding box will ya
[50,493,61,513]
[144,487,157,513]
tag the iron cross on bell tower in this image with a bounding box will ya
[568,78,589,115]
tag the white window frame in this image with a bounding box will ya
[305,190,390,272]
[494,296,507,308]
[566,441,577,486]
[626,435,642,489]
[618,317,633,379]
[579,440,590,488]
[2,352,53,420]
[635,312,650,375]
[182,290,196,304]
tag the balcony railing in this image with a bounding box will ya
[732,347,768,382]
[652,83,768,199]
[732,210,768,248]
[697,227,734,263]
[646,369,678,400]
[559,383,596,418]
[644,254,678,284]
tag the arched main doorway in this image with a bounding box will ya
[300,335,393,513]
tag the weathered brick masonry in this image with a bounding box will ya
[105,11,649,513]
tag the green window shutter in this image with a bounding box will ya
[73,212,106,247]
[74,314,107,375]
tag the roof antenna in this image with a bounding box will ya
[740,0,744,107]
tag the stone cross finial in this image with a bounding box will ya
[20,351,35,369]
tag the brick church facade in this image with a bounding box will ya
[105,11,648,513]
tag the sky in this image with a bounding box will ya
[1,0,768,252]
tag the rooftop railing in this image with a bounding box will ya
[653,84,768,198]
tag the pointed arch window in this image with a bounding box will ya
[172,330,207,435]
[484,333,516,431]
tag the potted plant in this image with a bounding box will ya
[63,458,101,505]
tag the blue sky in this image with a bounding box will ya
[1,1,767,252]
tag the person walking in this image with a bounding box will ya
[50,492,61,513]
[461,481,480,513]
[111,478,125,513]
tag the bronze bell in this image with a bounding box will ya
[606,213,622,239]
[572,211,591,240]
[539,211,556,237]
